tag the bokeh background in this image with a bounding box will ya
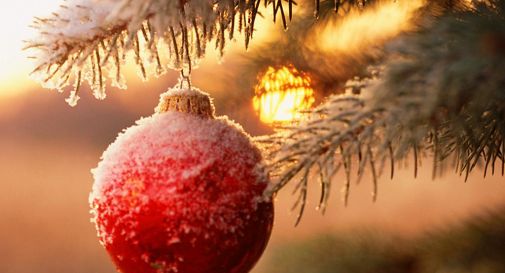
[1,1,504,273]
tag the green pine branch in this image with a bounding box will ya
[257,0,505,224]
[25,0,374,105]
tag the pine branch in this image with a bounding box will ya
[25,0,374,105]
[242,0,474,100]
[257,1,505,224]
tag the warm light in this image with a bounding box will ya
[311,0,426,54]
[0,1,60,98]
[253,66,315,124]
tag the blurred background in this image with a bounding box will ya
[1,1,505,273]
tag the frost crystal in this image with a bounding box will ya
[25,0,272,106]
[26,0,382,106]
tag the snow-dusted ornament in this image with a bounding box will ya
[90,81,274,273]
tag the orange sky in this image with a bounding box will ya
[0,1,61,96]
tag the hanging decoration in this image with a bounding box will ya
[90,82,274,273]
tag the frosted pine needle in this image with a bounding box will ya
[25,0,377,106]
[257,1,505,223]
[25,0,263,105]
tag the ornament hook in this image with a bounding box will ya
[180,66,192,89]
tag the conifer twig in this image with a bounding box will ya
[256,1,505,222]
[26,0,375,105]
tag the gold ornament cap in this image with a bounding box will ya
[155,85,215,119]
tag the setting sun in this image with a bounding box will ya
[253,66,315,124]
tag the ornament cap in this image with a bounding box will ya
[155,85,215,119]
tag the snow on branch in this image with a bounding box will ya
[257,2,505,225]
[25,0,376,105]
[26,0,262,105]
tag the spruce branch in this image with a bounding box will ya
[26,0,375,105]
[257,1,505,224]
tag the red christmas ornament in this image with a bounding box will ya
[90,86,274,273]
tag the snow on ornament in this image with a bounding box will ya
[90,82,274,273]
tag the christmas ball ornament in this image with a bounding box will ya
[90,84,274,273]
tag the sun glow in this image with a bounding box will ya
[313,0,426,53]
[0,1,60,98]
[253,66,315,125]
